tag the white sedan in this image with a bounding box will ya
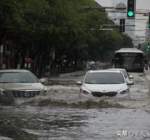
[80,70,130,97]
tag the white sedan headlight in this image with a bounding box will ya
[119,88,129,94]
[80,88,91,95]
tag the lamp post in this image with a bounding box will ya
[0,45,4,69]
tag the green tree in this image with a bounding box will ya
[0,0,133,75]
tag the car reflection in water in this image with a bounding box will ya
[80,70,130,97]
[0,69,47,100]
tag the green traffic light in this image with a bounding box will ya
[147,46,150,51]
[144,44,150,53]
[127,11,134,17]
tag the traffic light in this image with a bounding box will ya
[127,0,136,18]
[144,43,150,53]
[119,19,125,32]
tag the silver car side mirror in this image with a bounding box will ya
[39,78,47,84]
[129,75,133,79]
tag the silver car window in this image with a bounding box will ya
[0,72,39,83]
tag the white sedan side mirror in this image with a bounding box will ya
[127,80,134,85]
[76,81,82,85]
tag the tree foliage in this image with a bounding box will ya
[0,0,133,75]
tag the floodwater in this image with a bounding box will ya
[1,72,150,140]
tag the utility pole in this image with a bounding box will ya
[0,45,4,69]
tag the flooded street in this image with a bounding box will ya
[1,106,150,140]
[1,72,150,140]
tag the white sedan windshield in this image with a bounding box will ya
[84,72,125,84]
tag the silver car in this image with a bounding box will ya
[108,68,134,85]
[0,69,47,98]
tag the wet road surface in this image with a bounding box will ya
[1,72,150,140]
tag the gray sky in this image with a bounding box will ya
[136,0,150,9]
[96,0,150,9]
[95,0,150,43]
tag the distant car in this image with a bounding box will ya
[108,68,134,85]
[80,70,129,97]
[86,61,96,70]
[0,69,47,98]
